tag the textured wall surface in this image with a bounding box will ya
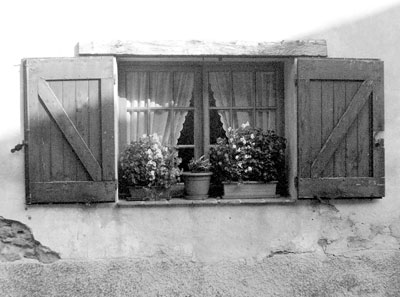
[1,2,400,297]
[1,252,400,297]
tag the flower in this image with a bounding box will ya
[209,125,286,183]
[119,134,182,190]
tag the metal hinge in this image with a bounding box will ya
[11,140,27,153]
[294,176,299,189]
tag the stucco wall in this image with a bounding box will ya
[1,2,400,296]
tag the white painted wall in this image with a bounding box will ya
[1,0,400,261]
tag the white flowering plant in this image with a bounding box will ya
[119,134,182,190]
[209,123,286,183]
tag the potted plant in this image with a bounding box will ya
[209,122,286,199]
[181,155,213,200]
[119,134,182,201]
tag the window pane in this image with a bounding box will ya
[209,72,231,107]
[232,110,253,129]
[233,72,253,107]
[149,110,171,144]
[256,110,276,131]
[174,72,194,107]
[150,72,173,107]
[256,72,276,107]
[178,148,194,171]
[210,109,229,144]
[129,111,146,141]
[176,110,194,145]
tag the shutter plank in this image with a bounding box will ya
[101,78,116,181]
[333,82,346,177]
[321,81,334,177]
[38,79,102,181]
[48,81,65,181]
[310,80,373,177]
[76,80,91,181]
[372,67,385,179]
[30,181,116,203]
[345,82,361,177]
[62,80,78,181]
[88,80,101,164]
[298,79,312,178]
[299,177,384,198]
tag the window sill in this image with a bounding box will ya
[117,197,295,208]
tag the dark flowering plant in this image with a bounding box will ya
[188,155,211,173]
[119,134,182,190]
[209,123,286,183]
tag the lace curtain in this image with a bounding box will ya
[127,71,193,146]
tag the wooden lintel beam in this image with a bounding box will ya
[76,40,328,57]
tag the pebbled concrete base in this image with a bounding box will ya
[1,251,400,297]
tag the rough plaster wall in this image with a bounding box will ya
[0,216,59,264]
[1,252,400,297]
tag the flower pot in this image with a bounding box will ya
[222,181,278,199]
[127,186,171,201]
[182,172,213,200]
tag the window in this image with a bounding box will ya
[22,43,385,204]
[118,62,284,170]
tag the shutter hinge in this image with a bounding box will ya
[11,140,27,153]
[294,176,299,189]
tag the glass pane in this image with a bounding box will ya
[232,110,253,129]
[176,110,194,145]
[127,72,147,109]
[256,72,276,107]
[209,72,231,107]
[178,148,194,171]
[174,72,194,107]
[149,110,171,144]
[256,110,276,131]
[129,111,146,142]
[149,72,173,107]
[210,109,229,144]
[233,72,253,107]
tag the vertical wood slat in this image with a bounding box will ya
[345,82,360,177]
[39,80,51,182]
[298,79,311,178]
[62,80,77,181]
[101,78,116,181]
[48,81,65,181]
[333,81,346,177]
[76,80,91,181]
[309,81,322,178]
[88,80,101,164]
[373,75,385,178]
[358,95,371,177]
[321,81,334,177]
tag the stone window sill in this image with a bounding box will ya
[117,197,295,208]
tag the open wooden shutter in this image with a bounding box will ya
[23,57,117,203]
[297,58,384,198]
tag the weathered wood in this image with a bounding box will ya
[26,57,114,79]
[297,58,384,198]
[101,77,117,181]
[48,81,65,181]
[29,181,116,204]
[298,58,382,80]
[321,81,334,177]
[310,80,373,177]
[298,177,384,198]
[309,81,322,178]
[333,82,346,177]
[372,63,385,179]
[38,79,102,181]
[88,80,101,164]
[76,40,328,57]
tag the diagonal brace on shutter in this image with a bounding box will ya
[38,78,102,181]
[311,79,374,177]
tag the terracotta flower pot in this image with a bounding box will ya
[222,181,278,199]
[182,172,213,200]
